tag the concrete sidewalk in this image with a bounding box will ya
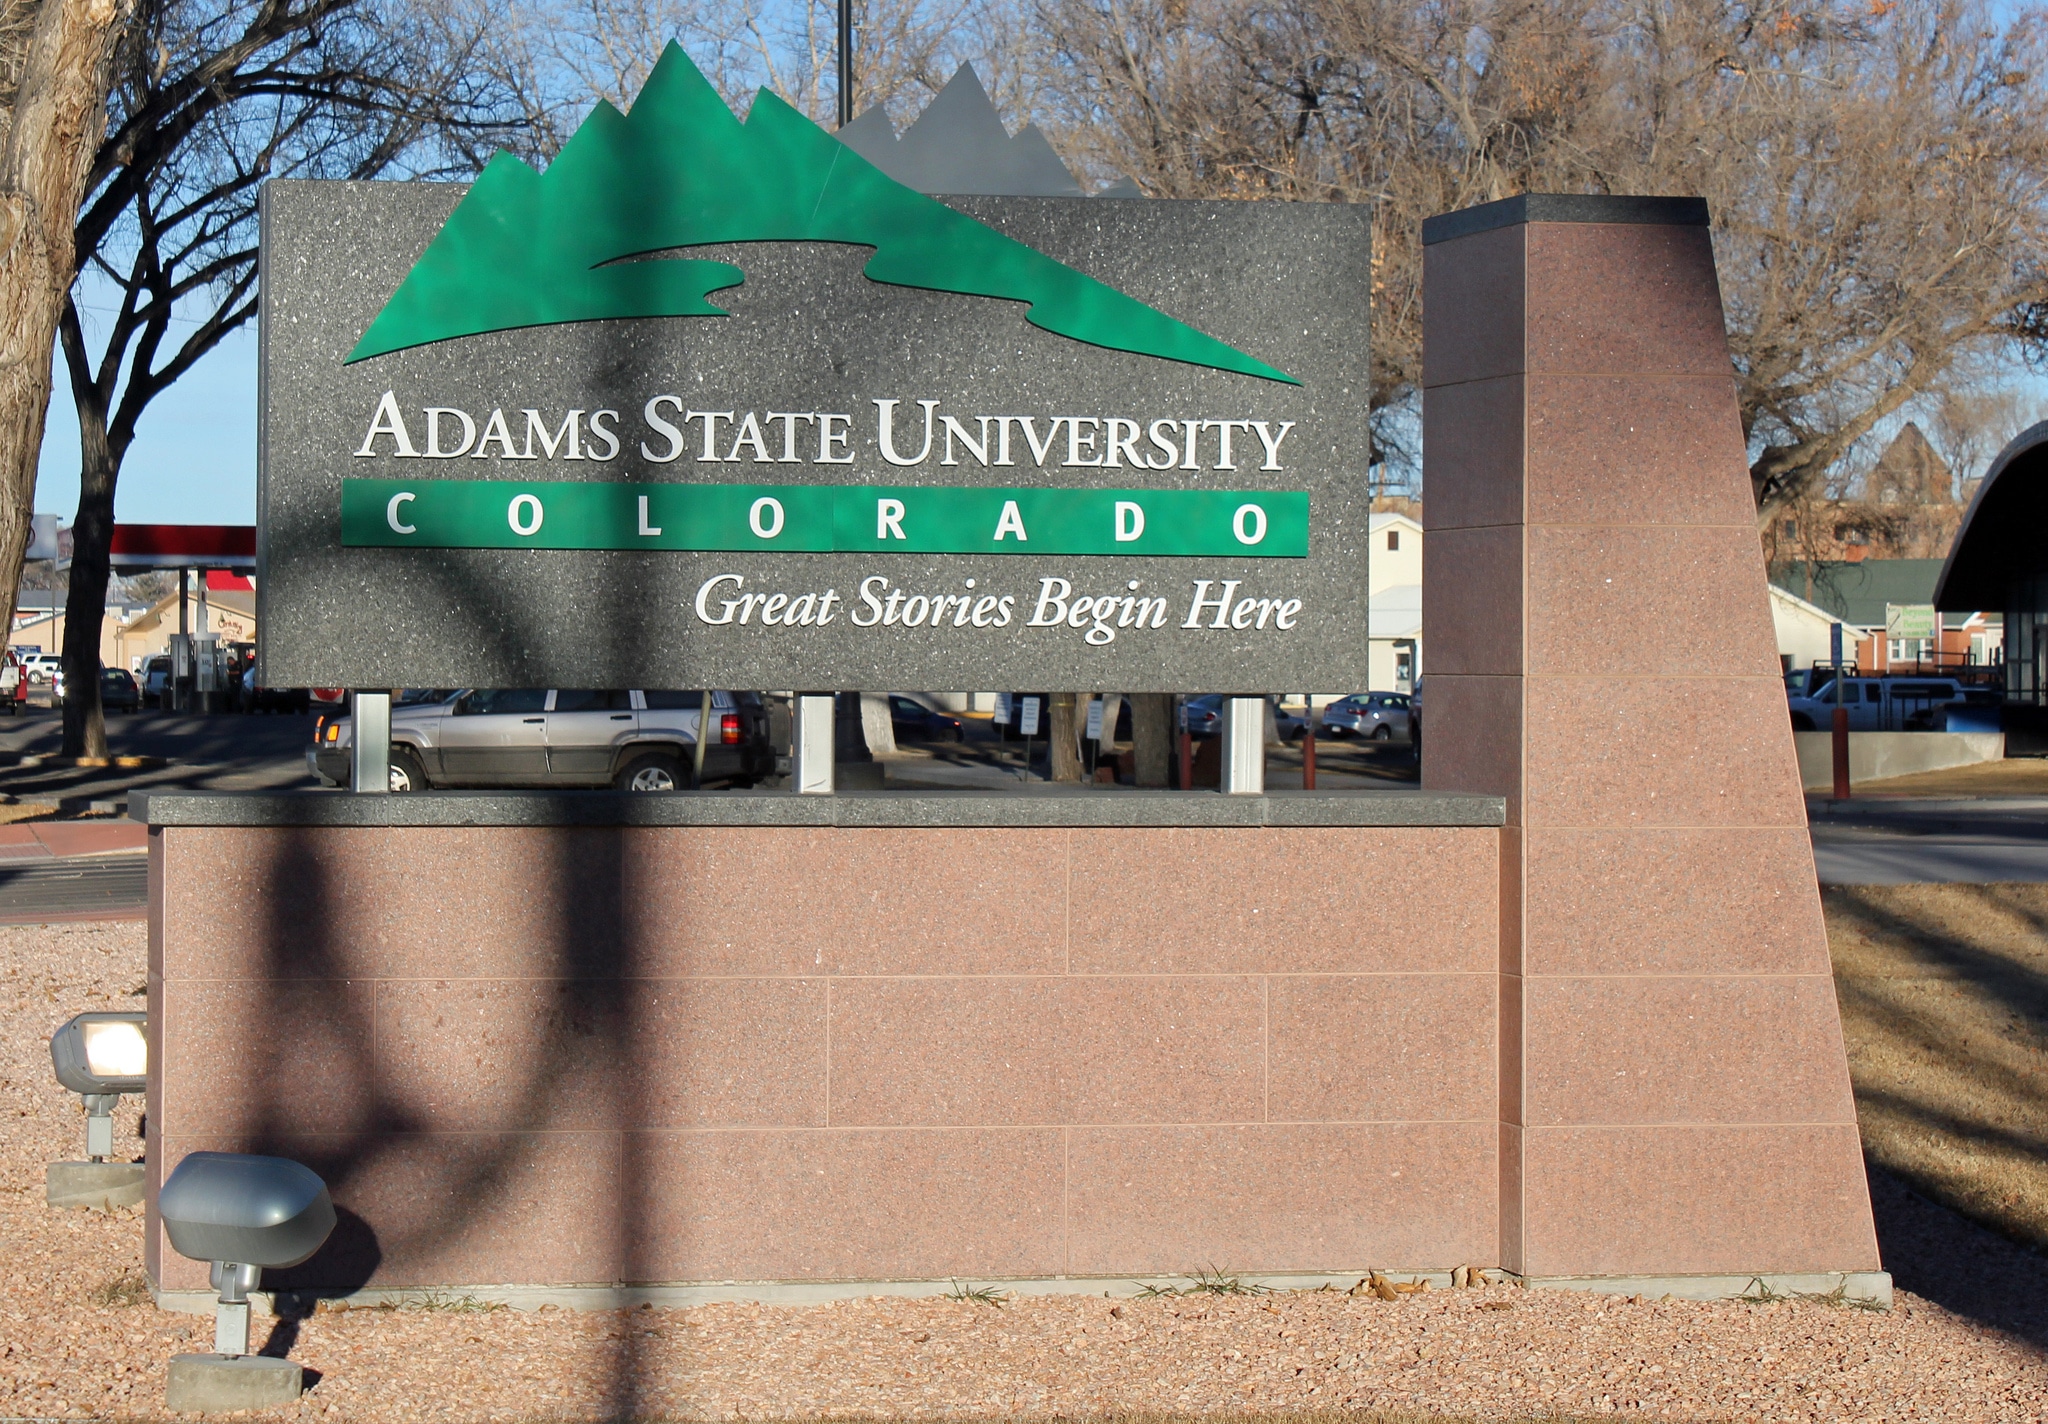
[0,820,148,861]
[0,819,149,922]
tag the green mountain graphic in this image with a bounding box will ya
[345,45,1296,384]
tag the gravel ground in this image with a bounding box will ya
[5,920,2047,1422]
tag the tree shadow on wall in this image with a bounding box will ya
[235,817,652,1417]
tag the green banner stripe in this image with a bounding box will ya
[341,479,1308,557]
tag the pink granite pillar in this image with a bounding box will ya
[1421,195,1880,1282]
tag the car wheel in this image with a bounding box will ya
[1370,725,1393,741]
[617,751,694,792]
[387,746,429,793]
[1790,714,1815,732]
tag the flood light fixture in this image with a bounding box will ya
[49,1011,147,1161]
[159,1151,336,1358]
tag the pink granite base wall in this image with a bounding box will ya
[147,823,1501,1291]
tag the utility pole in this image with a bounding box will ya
[836,0,854,128]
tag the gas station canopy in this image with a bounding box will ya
[106,525,255,573]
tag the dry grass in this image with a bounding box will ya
[1827,881,2048,1249]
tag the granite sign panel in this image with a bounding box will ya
[258,46,1371,691]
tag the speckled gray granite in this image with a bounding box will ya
[132,787,1504,828]
[259,181,1372,693]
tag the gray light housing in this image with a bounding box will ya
[50,1011,147,1095]
[160,1152,336,1268]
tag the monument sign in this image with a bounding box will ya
[139,51,1884,1318]
[257,45,1371,693]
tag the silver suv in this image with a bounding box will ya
[310,689,774,791]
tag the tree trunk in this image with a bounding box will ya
[60,381,113,756]
[1049,692,1084,782]
[1130,693,1171,786]
[0,0,135,645]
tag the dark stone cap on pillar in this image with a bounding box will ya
[1422,193,1710,246]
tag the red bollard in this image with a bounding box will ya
[1831,704,1851,800]
[1303,725,1317,790]
[1178,730,1193,790]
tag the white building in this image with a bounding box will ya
[1368,512,1422,693]
[1769,583,1843,676]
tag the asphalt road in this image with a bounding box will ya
[1809,796,2048,884]
[0,853,147,923]
[0,702,324,809]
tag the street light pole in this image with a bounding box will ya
[836,0,854,128]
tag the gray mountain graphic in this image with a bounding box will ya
[837,63,1138,199]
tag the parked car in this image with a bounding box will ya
[1180,694,1223,738]
[1179,694,1302,740]
[1784,666,1837,698]
[1320,692,1414,741]
[1787,675,1968,732]
[237,665,312,714]
[140,654,172,709]
[310,689,776,790]
[98,667,141,713]
[888,694,964,742]
[21,651,60,685]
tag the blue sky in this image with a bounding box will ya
[35,273,258,526]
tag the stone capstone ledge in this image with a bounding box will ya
[131,787,1506,829]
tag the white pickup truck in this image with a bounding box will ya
[1787,674,1969,732]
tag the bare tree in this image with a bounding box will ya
[0,0,139,657]
[517,0,1038,146]
[1033,0,2048,511]
[1127,691,1170,783]
[56,0,531,755]
[1930,385,2033,491]
[1601,0,2048,509]
[1049,690,1084,780]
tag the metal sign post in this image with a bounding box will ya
[1220,696,1265,794]
[1084,695,1104,778]
[792,694,836,794]
[1019,695,1041,781]
[1302,693,1317,790]
[350,691,392,794]
[836,0,854,129]
[1830,622,1850,800]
